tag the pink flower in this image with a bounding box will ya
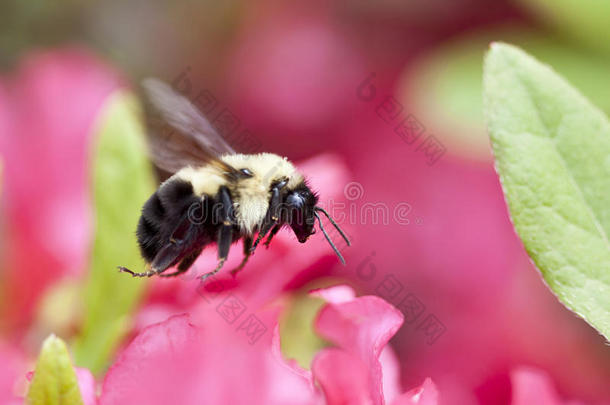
[309,286,439,405]
[311,286,403,404]
[0,48,120,331]
[100,285,439,405]
[100,313,320,405]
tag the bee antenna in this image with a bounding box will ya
[314,206,351,246]
[314,210,347,266]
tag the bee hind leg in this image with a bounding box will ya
[159,247,203,278]
[200,258,227,281]
[117,266,160,278]
[230,236,253,277]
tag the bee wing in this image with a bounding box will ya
[142,77,239,175]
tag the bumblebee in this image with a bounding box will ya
[119,79,350,280]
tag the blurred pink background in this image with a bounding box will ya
[1,0,609,404]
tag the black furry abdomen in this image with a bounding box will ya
[136,179,202,263]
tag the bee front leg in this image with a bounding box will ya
[251,181,285,253]
[201,186,233,282]
[263,225,281,248]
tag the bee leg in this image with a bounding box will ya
[200,186,233,282]
[263,225,281,248]
[230,236,253,277]
[251,181,285,253]
[117,265,160,278]
[159,247,203,278]
[200,258,226,281]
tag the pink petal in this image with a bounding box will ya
[380,346,402,404]
[75,368,97,405]
[101,312,319,405]
[310,287,404,402]
[312,349,371,405]
[0,48,120,330]
[309,285,356,304]
[392,378,439,405]
[100,314,200,405]
[510,367,586,405]
[270,325,314,387]
[313,286,404,405]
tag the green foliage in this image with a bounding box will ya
[483,43,610,339]
[516,0,610,54]
[73,91,155,374]
[26,335,84,405]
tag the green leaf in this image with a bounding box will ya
[483,43,610,339]
[73,91,155,374]
[26,335,84,405]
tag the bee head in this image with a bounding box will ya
[283,181,351,265]
[283,184,318,243]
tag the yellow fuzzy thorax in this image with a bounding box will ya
[172,153,304,233]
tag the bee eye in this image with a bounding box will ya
[286,193,304,208]
[240,168,253,177]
